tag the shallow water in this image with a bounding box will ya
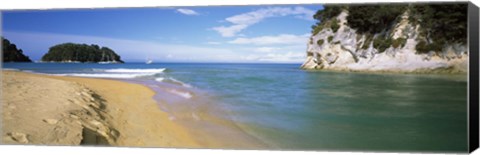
[3,62,468,152]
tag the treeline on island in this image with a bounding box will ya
[1,37,123,63]
[311,3,467,53]
[41,43,124,63]
[2,37,32,62]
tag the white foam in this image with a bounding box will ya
[169,77,193,88]
[167,89,193,99]
[54,73,154,79]
[63,68,167,79]
[2,68,19,71]
[155,77,165,82]
[156,77,193,88]
[103,68,165,73]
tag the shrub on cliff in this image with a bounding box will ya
[415,40,444,54]
[361,34,374,50]
[331,18,340,33]
[311,24,324,35]
[327,36,334,43]
[317,39,325,46]
[415,40,429,53]
[311,5,344,35]
[373,36,392,53]
[392,37,407,48]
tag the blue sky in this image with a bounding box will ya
[2,4,323,63]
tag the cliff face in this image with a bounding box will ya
[2,38,32,62]
[301,10,468,73]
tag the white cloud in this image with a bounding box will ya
[212,7,315,37]
[253,47,278,53]
[211,24,248,37]
[241,52,305,63]
[243,44,307,62]
[259,52,305,62]
[228,33,310,45]
[176,8,199,15]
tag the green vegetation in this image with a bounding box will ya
[392,37,407,48]
[361,34,374,50]
[313,5,343,23]
[311,5,344,35]
[311,24,324,36]
[327,36,334,43]
[415,40,443,54]
[346,5,407,34]
[311,19,341,35]
[310,3,467,54]
[41,43,124,63]
[410,3,467,53]
[373,36,392,53]
[2,37,32,62]
[317,39,325,46]
[415,40,429,53]
[331,18,340,33]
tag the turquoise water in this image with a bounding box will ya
[3,62,468,152]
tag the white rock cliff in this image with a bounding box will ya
[300,11,468,73]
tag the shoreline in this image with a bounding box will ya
[300,65,468,75]
[1,70,266,148]
[301,67,468,82]
[1,63,469,151]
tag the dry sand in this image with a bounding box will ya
[1,71,202,147]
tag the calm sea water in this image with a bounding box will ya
[2,62,468,152]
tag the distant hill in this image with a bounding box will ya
[41,43,124,63]
[2,38,32,62]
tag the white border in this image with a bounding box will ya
[0,0,469,10]
[0,0,478,155]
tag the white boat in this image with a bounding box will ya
[146,58,153,64]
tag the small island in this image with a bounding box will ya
[2,37,32,62]
[41,43,124,63]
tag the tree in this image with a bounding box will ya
[41,43,123,63]
[311,5,344,35]
[2,37,32,62]
[346,4,407,34]
[410,3,468,53]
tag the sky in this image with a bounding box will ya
[2,4,323,63]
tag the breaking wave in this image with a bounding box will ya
[55,68,166,79]
[103,68,166,73]
[54,73,155,78]
[166,89,193,99]
[155,77,192,88]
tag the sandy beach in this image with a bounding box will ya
[1,70,217,147]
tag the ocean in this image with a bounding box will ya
[2,62,468,152]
